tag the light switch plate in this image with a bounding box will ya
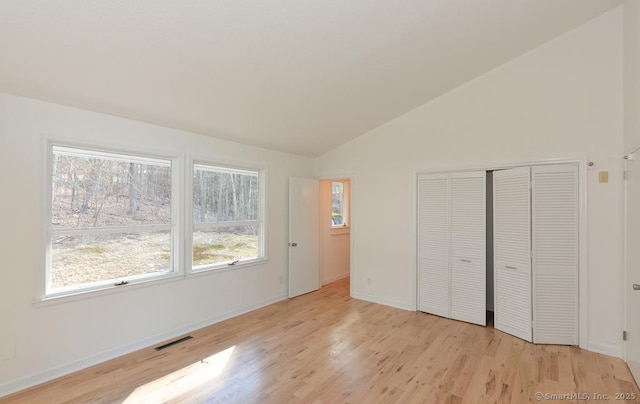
[599,171,609,183]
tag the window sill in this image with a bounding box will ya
[189,257,269,277]
[34,273,184,307]
[329,226,350,236]
[330,232,350,237]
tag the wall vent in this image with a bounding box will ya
[155,335,193,351]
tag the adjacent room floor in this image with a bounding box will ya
[3,277,638,403]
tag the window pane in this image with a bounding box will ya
[50,231,171,290]
[332,182,345,226]
[52,148,172,229]
[193,166,258,223]
[193,226,259,268]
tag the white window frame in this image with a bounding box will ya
[38,138,184,301]
[187,159,267,274]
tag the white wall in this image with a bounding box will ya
[319,180,350,284]
[316,7,624,356]
[624,0,640,153]
[0,93,314,396]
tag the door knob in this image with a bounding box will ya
[289,242,298,247]
[633,284,640,291]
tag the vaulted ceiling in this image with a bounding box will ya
[0,0,622,156]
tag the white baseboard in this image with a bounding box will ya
[0,293,287,398]
[322,272,349,285]
[587,341,623,358]
[351,292,415,311]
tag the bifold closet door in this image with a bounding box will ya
[417,173,450,318]
[450,171,486,326]
[532,164,578,345]
[493,167,532,342]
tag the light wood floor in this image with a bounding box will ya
[3,277,639,403]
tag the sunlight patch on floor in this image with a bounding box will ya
[123,345,236,403]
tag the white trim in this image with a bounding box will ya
[53,145,171,167]
[329,232,350,237]
[193,220,261,229]
[414,155,587,174]
[190,153,269,175]
[185,154,195,275]
[33,272,184,307]
[351,292,414,311]
[172,152,187,291]
[176,151,187,289]
[45,135,184,165]
[588,341,623,358]
[413,155,588,349]
[36,135,49,302]
[260,167,268,264]
[190,257,268,275]
[578,158,589,349]
[350,177,355,296]
[193,163,258,176]
[0,293,287,398]
[622,147,640,364]
[624,154,631,363]
[50,224,172,236]
[411,169,418,311]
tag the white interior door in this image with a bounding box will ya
[532,164,578,345]
[625,153,640,383]
[450,171,486,326]
[493,167,532,342]
[288,177,320,298]
[417,173,450,318]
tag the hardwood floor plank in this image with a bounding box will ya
[2,277,638,403]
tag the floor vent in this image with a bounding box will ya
[155,335,193,351]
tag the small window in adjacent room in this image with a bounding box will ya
[331,181,347,227]
[47,145,176,297]
[192,164,264,271]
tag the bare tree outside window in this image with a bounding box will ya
[49,146,174,292]
[192,165,262,269]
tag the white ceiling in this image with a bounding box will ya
[0,0,622,157]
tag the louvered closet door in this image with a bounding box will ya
[494,167,532,342]
[532,164,578,345]
[417,173,450,318]
[450,171,486,326]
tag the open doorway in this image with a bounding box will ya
[319,179,351,288]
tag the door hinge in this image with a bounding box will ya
[624,330,628,341]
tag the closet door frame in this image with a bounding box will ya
[414,157,587,349]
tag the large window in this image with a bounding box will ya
[47,146,176,296]
[192,164,263,271]
[43,142,266,300]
